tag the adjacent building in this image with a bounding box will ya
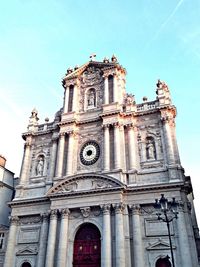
[3,56,200,267]
[0,156,15,267]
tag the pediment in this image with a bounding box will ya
[47,174,125,196]
[16,246,38,255]
[146,239,176,250]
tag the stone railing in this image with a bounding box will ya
[136,100,158,112]
[37,122,54,132]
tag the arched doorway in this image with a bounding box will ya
[73,223,101,267]
[21,262,31,267]
[156,257,171,267]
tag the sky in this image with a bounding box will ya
[0,0,200,223]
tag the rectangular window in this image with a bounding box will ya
[68,85,74,112]
[0,233,5,249]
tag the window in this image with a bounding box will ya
[108,75,114,103]
[68,85,74,112]
[0,233,5,249]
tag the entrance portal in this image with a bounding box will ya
[156,257,171,267]
[73,223,101,267]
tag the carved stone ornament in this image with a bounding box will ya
[129,204,141,215]
[9,216,19,225]
[20,216,41,225]
[124,93,135,105]
[16,245,38,255]
[81,67,102,87]
[80,207,91,218]
[60,208,70,218]
[113,203,125,213]
[101,204,111,215]
[47,174,124,196]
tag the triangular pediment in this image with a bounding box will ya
[146,239,176,250]
[62,59,125,82]
[47,174,125,196]
[16,246,38,255]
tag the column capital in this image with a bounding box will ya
[41,212,49,222]
[49,209,58,219]
[129,204,141,215]
[60,208,70,218]
[113,203,125,214]
[101,204,111,214]
[59,132,66,137]
[9,216,19,225]
[102,124,110,129]
[113,122,121,128]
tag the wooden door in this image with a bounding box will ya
[73,223,101,267]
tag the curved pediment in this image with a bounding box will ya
[47,173,125,196]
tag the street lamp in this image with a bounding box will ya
[154,194,178,267]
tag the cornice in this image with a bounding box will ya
[8,196,49,207]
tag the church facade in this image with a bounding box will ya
[3,56,200,267]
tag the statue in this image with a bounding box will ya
[36,156,44,176]
[146,140,156,160]
[88,90,95,107]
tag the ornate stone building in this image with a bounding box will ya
[4,56,200,267]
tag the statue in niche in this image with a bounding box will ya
[36,156,44,176]
[146,139,156,160]
[87,89,95,107]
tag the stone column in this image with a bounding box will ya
[113,74,118,103]
[63,86,69,113]
[127,125,137,170]
[104,75,109,104]
[114,203,125,267]
[37,213,49,267]
[45,210,58,267]
[101,204,112,267]
[176,203,193,267]
[161,117,175,165]
[4,216,19,267]
[124,205,131,267]
[49,138,58,179]
[20,140,31,185]
[57,208,70,267]
[113,124,121,169]
[66,132,74,176]
[130,204,144,267]
[56,133,65,177]
[103,125,110,171]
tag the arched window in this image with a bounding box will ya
[108,75,114,103]
[156,257,171,267]
[68,85,74,112]
[21,262,32,267]
[73,223,101,267]
[87,88,96,108]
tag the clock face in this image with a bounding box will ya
[80,141,100,165]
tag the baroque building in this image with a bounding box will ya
[3,56,200,267]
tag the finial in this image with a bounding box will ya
[74,65,79,70]
[143,96,148,102]
[111,54,117,63]
[67,67,73,74]
[103,57,109,63]
[45,117,49,123]
[89,53,96,61]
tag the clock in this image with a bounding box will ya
[80,141,100,165]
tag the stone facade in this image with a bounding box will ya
[0,156,15,267]
[3,57,200,267]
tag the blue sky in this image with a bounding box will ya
[0,0,200,221]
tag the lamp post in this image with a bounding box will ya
[154,194,178,267]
